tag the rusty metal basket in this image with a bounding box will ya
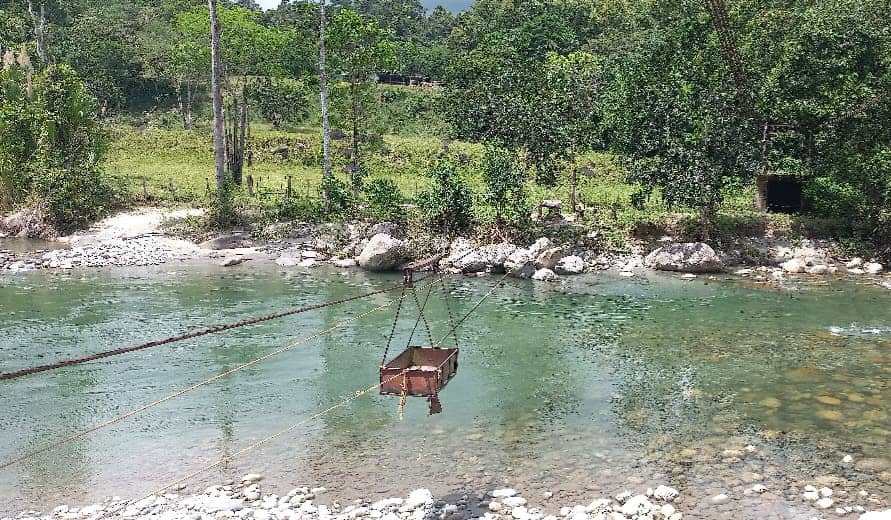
[379,346,459,398]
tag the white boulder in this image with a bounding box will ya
[532,268,558,282]
[644,242,723,273]
[358,234,406,272]
[781,258,807,273]
[505,249,536,278]
[865,262,884,274]
[554,255,586,275]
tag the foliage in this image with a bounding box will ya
[0,62,121,232]
[416,160,473,233]
[481,146,529,227]
[444,3,604,185]
[602,1,760,237]
[327,9,397,173]
[363,178,405,222]
[248,77,309,129]
[321,175,355,217]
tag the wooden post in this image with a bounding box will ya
[169,179,176,201]
[247,174,254,197]
[205,177,211,198]
[141,176,148,200]
[305,179,311,196]
[286,175,292,200]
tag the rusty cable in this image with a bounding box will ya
[0,276,444,471]
[0,283,404,381]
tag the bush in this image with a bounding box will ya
[0,60,122,234]
[248,77,309,129]
[416,160,473,233]
[482,146,530,228]
[321,176,355,218]
[364,178,405,222]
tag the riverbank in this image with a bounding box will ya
[2,208,890,292]
[5,473,891,520]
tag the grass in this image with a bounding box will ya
[105,124,846,248]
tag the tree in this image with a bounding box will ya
[1,60,119,233]
[327,9,395,183]
[139,18,207,129]
[319,0,333,205]
[444,9,602,185]
[602,0,760,239]
[208,0,226,206]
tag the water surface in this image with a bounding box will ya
[1,267,889,519]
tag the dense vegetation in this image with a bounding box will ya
[1,0,890,254]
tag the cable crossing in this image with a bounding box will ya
[0,284,404,381]
[139,273,510,500]
[0,275,445,471]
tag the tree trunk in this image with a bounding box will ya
[318,0,332,211]
[209,0,226,205]
[175,78,187,129]
[351,81,360,176]
[27,0,47,63]
[185,80,194,130]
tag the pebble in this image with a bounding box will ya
[815,497,835,509]
[710,494,730,505]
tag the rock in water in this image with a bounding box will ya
[864,262,884,274]
[653,485,679,502]
[532,268,558,282]
[357,234,406,272]
[220,256,245,267]
[780,258,807,273]
[861,510,891,520]
[644,243,723,273]
[332,258,357,268]
[534,247,565,270]
[555,255,586,275]
[505,249,536,278]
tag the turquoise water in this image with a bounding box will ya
[1,267,889,518]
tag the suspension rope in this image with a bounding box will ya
[142,271,513,499]
[0,276,443,472]
[433,272,511,348]
[405,281,435,347]
[0,284,404,381]
[439,275,460,349]
[381,285,408,366]
[140,368,412,502]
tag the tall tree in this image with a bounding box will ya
[208,0,227,205]
[319,0,333,200]
[327,9,395,183]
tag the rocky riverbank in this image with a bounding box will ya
[4,474,891,520]
[2,209,890,290]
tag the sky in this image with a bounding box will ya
[256,0,472,13]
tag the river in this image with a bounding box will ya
[1,266,889,519]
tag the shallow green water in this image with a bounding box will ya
[1,267,889,518]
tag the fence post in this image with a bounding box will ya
[286,175,292,200]
[205,177,211,198]
[169,178,176,202]
[141,176,148,200]
[305,179,311,196]
[247,174,254,197]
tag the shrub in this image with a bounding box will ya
[364,178,405,222]
[0,61,122,234]
[482,145,530,228]
[321,176,355,218]
[248,77,309,129]
[416,160,473,233]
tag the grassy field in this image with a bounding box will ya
[106,124,825,246]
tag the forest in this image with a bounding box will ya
[1,0,890,256]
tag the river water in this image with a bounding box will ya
[0,266,889,518]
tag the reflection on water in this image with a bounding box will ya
[0,268,889,519]
[0,237,69,254]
